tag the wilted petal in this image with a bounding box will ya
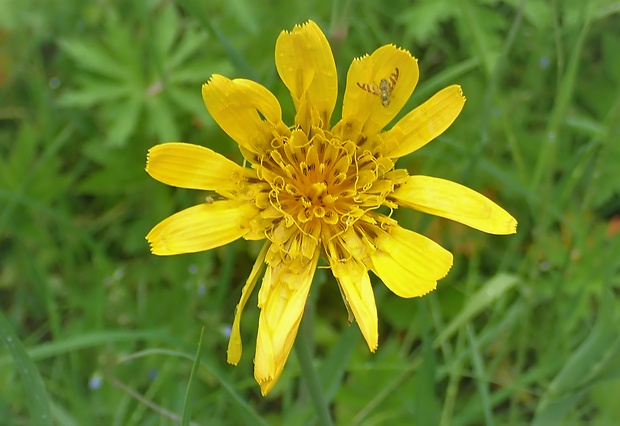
[330,257,378,351]
[228,241,270,365]
[254,247,320,395]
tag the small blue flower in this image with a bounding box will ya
[89,373,103,390]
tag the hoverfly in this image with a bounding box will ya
[357,68,399,107]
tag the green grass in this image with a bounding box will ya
[2,0,620,424]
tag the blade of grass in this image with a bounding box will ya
[533,238,620,425]
[176,0,258,81]
[181,327,204,426]
[439,327,466,426]
[111,375,201,426]
[114,346,270,426]
[295,312,333,426]
[352,356,423,425]
[530,2,592,195]
[532,298,620,425]
[458,2,495,77]
[319,323,359,402]
[413,300,440,425]
[0,124,74,235]
[466,325,494,426]
[410,57,479,105]
[0,328,268,425]
[434,273,519,348]
[0,309,52,426]
[0,329,185,366]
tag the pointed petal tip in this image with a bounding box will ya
[145,236,169,256]
[145,233,155,248]
[257,375,276,396]
[380,43,414,55]
[397,45,415,58]
[486,212,518,235]
[259,385,270,396]
[202,74,226,92]
[282,19,318,36]
[227,351,241,366]
[145,240,155,255]
[508,218,518,234]
[356,50,372,61]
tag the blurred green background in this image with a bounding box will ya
[1,0,620,424]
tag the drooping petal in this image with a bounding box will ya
[146,200,258,255]
[146,143,256,196]
[334,45,419,142]
[370,225,453,298]
[275,20,337,130]
[330,257,378,351]
[202,75,283,155]
[391,175,518,235]
[381,85,466,158]
[228,241,270,365]
[254,247,320,395]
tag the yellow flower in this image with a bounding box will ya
[145,20,517,395]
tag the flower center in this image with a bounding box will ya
[254,127,398,242]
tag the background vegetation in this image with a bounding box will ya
[1,0,620,424]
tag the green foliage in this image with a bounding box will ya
[58,2,226,146]
[1,0,620,424]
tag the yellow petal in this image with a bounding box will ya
[202,75,282,155]
[146,200,257,255]
[334,45,419,141]
[146,143,255,195]
[382,85,466,158]
[330,258,378,351]
[392,175,518,235]
[371,225,453,298]
[275,20,337,130]
[227,241,270,365]
[254,248,320,395]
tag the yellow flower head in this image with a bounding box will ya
[145,20,517,395]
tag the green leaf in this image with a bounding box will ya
[398,0,456,44]
[167,29,208,70]
[153,3,179,62]
[167,86,209,120]
[102,96,143,147]
[59,39,128,81]
[146,95,179,141]
[58,77,130,108]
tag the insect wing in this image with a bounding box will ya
[357,82,381,96]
